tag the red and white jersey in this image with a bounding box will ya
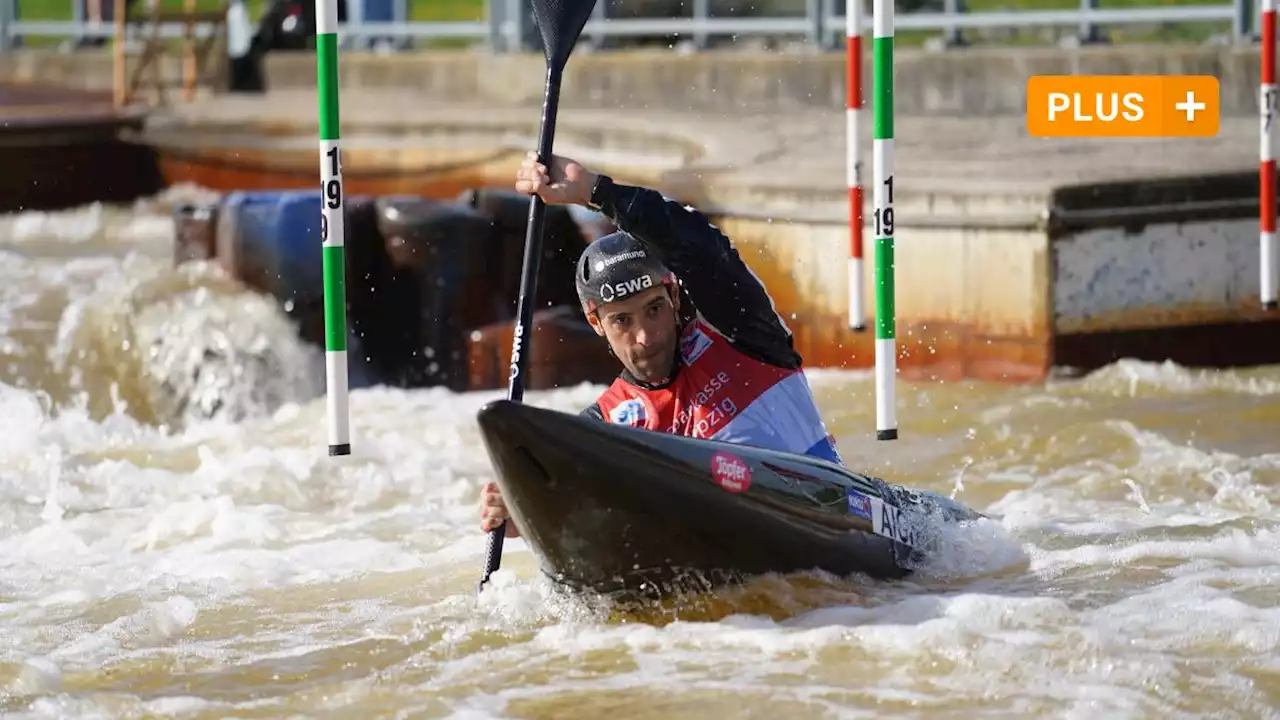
[593,318,843,463]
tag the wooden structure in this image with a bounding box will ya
[0,83,163,214]
[112,0,228,107]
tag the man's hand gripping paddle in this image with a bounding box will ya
[478,0,598,592]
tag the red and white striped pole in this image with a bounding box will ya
[1263,0,1278,311]
[847,0,867,331]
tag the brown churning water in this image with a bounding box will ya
[0,191,1277,718]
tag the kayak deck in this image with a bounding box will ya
[476,399,980,598]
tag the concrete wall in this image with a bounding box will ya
[719,209,1280,383]
[714,215,1053,382]
[258,45,1265,116]
[0,51,218,96]
[1054,217,1270,335]
[0,43,1265,116]
[1050,213,1280,373]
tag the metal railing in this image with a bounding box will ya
[0,0,1263,54]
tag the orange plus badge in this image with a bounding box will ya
[1025,75,1220,138]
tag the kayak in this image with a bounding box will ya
[476,399,983,599]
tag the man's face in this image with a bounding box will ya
[586,285,681,383]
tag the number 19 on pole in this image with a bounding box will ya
[316,0,352,457]
[872,0,897,443]
[874,176,894,236]
[323,147,343,211]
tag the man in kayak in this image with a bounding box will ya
[480,152,844,537]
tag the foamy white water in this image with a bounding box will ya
[0,193,1277,719]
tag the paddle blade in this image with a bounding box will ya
[531,0,597,69]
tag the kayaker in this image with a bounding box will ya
[479,152,844,538]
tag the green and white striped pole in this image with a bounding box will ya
[316,0,351,456]
[872,0,897,442]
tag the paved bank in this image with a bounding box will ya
[151,89,1261,225]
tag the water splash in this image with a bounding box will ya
[0,196,1276,718]
[1066,358,1280,397]
[49,254,323,430]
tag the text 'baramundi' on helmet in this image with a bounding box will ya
[576,231,677,314]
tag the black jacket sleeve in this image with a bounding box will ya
[588,175,801,370]
[580,403,604,421]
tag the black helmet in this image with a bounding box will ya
[575,231,676,314]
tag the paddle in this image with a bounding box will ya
[478,0,598,592]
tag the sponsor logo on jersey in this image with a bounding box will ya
[680,326,713,365]
[609,398,647,427]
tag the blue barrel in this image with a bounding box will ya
[274,189,328,307]
[217,189,325,307]
[215,190,281,293]
[215,190,405,391]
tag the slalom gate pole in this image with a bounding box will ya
[847,0,866,332]
[872,0,897,441]
[315,0,351,456]
[1264,0,1279,311]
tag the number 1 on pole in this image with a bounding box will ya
[874,176,894,236]
[316,0,351,456]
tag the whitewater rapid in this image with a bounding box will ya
[0,190,1277,719]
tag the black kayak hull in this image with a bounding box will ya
[476,399,980,597]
